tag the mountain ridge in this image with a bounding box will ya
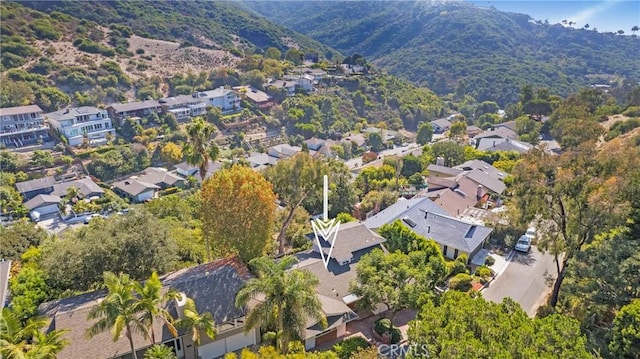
[242,1,640,105]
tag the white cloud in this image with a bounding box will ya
[567,0,621,25]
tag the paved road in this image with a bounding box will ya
[481,246,557,316]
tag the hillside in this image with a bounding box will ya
[20,0,340,58]
[0,1,342,109]
[242,1,640,106]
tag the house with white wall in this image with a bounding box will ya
[0,105,50,149]
[45,107,114,146]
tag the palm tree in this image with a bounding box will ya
[174,297,216,359]
[0,307,68,359]
[143,344,177,359]
[632,25,639,35]
[133,272,181,345]
[235,256,326,354]
[183,117,219,262]
[183,117,219,182]
[86,272,149,359]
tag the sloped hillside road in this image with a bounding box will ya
[481,246,558,316]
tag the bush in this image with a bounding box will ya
[475,265,492,279]
[333,337,370,359]
[374,318,392,335]
[449,273,473,292]
[373,318,402,344]
[485,256,496,266]
[447,259,468,276]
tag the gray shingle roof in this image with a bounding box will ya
[314,221,386,264]
[112,179,159,196]
[137,167,185,187]
[454,160,506,180]
[363,197,447,230]
[24,194,61,210]
[38,257,252,359]
[51,177,104,198]
[15,176,56,194]
[400,210,492,253]
[427,164,464,177]
[108,99,162,113]
[464,168,507,194]
[363,197,491,253]
[0,105,43,116]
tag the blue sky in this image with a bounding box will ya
[466,0,640,34]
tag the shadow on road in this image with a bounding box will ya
[512,251,537,266]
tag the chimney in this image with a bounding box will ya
[493,141,496,147]
[174,292,188,319]
[477,185,483,200]
[424,211,428,219]
[427,225,431,233]
[436,156,445,166]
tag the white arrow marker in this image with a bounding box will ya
[313,175,340,269]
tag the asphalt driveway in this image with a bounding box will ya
[481,246,557,316]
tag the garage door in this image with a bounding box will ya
[225,331,256,352]
[315,329,337,346]
[197,340,226,359]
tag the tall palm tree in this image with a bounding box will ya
[235,256,326,354]
[0,307,68,359]
[183,117,219,262]
[174,297,216,359]
[133,272,181,345]
[183,117,219,182]
[86,272,149,359]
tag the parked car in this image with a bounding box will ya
[525,227,537,240]
[515,235,532,253]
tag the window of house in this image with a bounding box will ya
[443,245,448,256]
[454,249,459,259]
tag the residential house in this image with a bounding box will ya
[0,259,11,308]
[492,120,517,133]
[107,100,164,125]
[38,256,259,359]
[15,176,56,201]
[266,80,297,97]
[233,86,273,109]
[45,107,114,146]
[362,127,397,143]
[426,164,463,178]
[454,160,506,183]
[420,176,486,217]
[112,179,159,202]
[478,137,533,154]
[364,197,492,262]
[473,127,517,141]
[267,144,302,160]
[466,125,483,138]
[51,177,105,199]
[158,95,208,121]
[430,119,452,134]
[175,160,223,182]
[303,138,335,158]
[292,222,386,349]
[341,133,367,149]
[246,152,278,171]
[196,87,241,112]
[137,167,186,189]
[24,194,61,219]
[283,74,314,92]
[0,105,50,149]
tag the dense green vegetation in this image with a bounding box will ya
[245,1,640,105]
